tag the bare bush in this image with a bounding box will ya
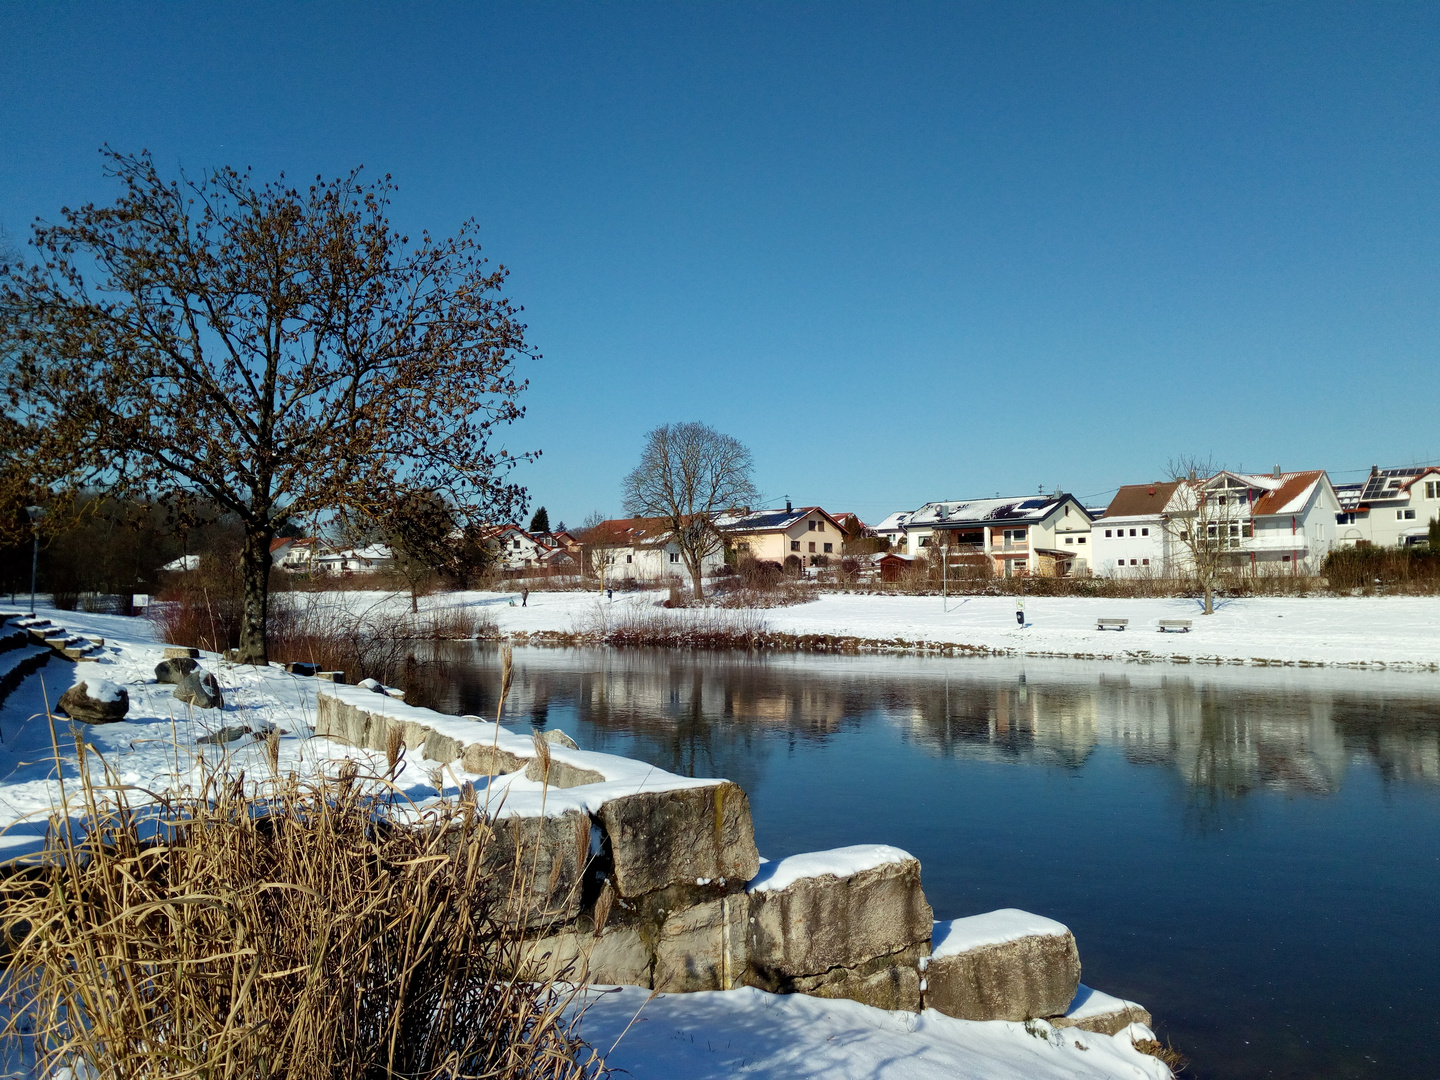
[0,741,601,1080]
[576,602,770,648]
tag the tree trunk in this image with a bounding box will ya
[1203,580,1214,615]
[237,526,274,664]
[686,552,705,600]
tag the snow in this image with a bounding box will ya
[571,984,1172,1079]
[1065,984,1147,1023]
[376,589,1440,670]
[746,844,914,893]
[77,679,124,703]
[931,910,1071,958]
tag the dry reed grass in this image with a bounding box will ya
[577,603,769,649]
[0,734,605,1080]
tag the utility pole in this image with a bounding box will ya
[25,506,44,615]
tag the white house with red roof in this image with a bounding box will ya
[483,525,557,573]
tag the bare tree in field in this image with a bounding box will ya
[622,423,758,600]
[0,150,535,662]
[1158,456,1239,615]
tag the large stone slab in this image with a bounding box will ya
[783,945,926,1012]
[595,781,758,898]
[525,756,605,788]
[520,925,652,987]
[154,657,199,684]
[480,808,592,927]
[1051,984,1153,1036]
[652,891,749,992]
[57,679,129,723]
[746,845,933,981]
[924,909,1081,1022]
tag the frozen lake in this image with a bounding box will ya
[415,644,1440,1080]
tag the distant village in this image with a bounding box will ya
[222,462,1440,587]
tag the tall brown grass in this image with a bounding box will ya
[577,602,770,649]
[1,735,603,1080]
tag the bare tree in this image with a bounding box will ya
[621,423,758,599]
[0,150,534,662]
[1158,456,1241,615]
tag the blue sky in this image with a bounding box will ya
[3,3,1438,526]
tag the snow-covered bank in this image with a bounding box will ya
[306,589,1440,670]
[573,985,1171,1080]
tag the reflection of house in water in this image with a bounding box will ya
[892,679,1101,769]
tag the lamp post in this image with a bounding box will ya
[25,505,44,615]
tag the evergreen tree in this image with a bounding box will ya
[529,506,550,534]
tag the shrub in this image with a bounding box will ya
[0,742,600,1080]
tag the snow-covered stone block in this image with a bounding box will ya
[162,646,198,659]
[596,781,758,899]
[1051,983,1153,1036]
[745,845,932,1010]
[924,909,1081,1022]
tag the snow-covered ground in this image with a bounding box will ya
[310,588,1440,669]
[0,603,1176,1080]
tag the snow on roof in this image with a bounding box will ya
[317,544,393,562]
[1358,465,1440,503]
[873,511,913,533]
[930,909,1071,957]
[746,844,914,893]
[722,506,840,534]
[906,494,1077,528]
[161,554,200,572]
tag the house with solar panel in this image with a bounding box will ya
[1335,465,1440,547]
[899,493,1095,578]
[718,502,848,569]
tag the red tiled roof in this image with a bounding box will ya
[1101,482,1184,519]
[1252,471,1326,516]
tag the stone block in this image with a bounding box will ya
[525,757,605,788]
[462,741,529,776]
[285,661,318,676]
[595,781,758,898]
[1051,984,1152,1036]
[163,646,199,659]
[747,847,933,980]
[542,729,579,749]
[652,892,749,992]
[480,809,591,927]
[174,671,223,710]
[317,671,346,683]
[783,945,926,1012]
[924,909,1081,1022]
[520,925,652,987]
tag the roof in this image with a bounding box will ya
[1357,465,1440,503]
[269,536,318,554]
[720,506,844,534]
[1248,471,1327,516]
[582,516,678,548]
[873,511,912,533]
[906,494,1087,528]
[1101,482,1183,519]
[317,544,393,562]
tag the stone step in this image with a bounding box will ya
[162,646,200,659]
[923,909,1081,1022]
[1051,984,1152,1036]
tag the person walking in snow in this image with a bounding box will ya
[521,586,529,607]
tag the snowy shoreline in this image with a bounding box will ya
[313,589,1440,672]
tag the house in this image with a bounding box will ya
[483,525,557,573]
[1091,482,1186,576]
[1097,468,1341,576]
[902,493,1094,578]
[1333,465,1440,547]
[719,503,847,568]
[314,544,394,575]
[583,516,723,582]
[269,536,321,573]
[872,511,913,551]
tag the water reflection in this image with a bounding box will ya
[415,646,1440,803]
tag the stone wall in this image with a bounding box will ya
[314,686,1151,1032]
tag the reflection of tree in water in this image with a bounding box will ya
[405,643,1440,806]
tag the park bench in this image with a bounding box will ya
[1096,617,1129,631]
[1157,619,1193,633]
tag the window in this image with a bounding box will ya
[808,542,816,553]
[808,521,816,531]
[1141,528,1149,536]
[1105,529,1112,537]
[1078,536,1086,544]
[1130,559,1138,566]
[737,542,750,552]
[790,540,800,552]
[823,543,833,553]
[513,539,521,549]
[1336,512,1355,525]
[817,521,824,532]
[1142,559,1150,566]
[625,554,632,564]
[670,552,679,563]
[1064,536,1074,545]
[1427,481,1439,499]
[1129,529,1137,537]
[1400,509,1416,520]
[919,537,931,547]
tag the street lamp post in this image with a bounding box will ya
[25,505,45,615]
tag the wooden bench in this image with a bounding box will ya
[1096,617,1129,631]
[1157,619,1193,633]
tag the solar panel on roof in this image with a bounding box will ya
[1017,498,1048,509]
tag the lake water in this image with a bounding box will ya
[420,644,1440,1079]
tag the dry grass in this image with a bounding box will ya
[576,602,770,649]
[0,735,604,1080]
[1133,1037,1188,1072]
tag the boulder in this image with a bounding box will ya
[57,680,129,723]
[525,756,605,788]
[783,945,926,1011]
[1051,984,1153,1036]
[473,809,591,927]
[923,909,1081,1022]
[174,670,224,710]
[162,646,199,659]
[154,657,199,684]
[747,846,933,979]
[595,781,759,898]
[542,729,579,749]
[461,741,528,776]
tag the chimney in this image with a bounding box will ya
[1272,464,1281,479]
[785,497,792,513]
[1148,485,1155,495]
